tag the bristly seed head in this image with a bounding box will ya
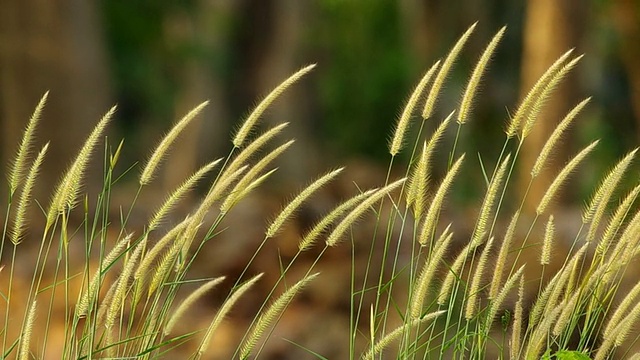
[233,65,316,148]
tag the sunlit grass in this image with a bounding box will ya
[1,23,640,360]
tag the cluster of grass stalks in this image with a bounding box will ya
[2,23,640,360]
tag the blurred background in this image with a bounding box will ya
[1,0,639,211]
[2,0,640,358]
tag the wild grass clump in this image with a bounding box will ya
[2,22,640,360]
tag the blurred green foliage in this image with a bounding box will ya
[313,0,410,159]
[99,0,638,188]
[103,1,182,126]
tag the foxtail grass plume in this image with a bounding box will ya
[406,141,429,216]
[140,101,208,185]
[536,140,599,215]
[406,111,454,219]
[233,65,315,148]
[223,168,281,217]
[552,287,581,336]
[595,329,619,360]
[528,273,561,326]
[147,231,193,299]
[47,106,116,228]
[510,276,525,360]
[198,274,263,356]
[540,215,554,265]
[11,143,48,245]
[560,244,587,299]
[597,183,640,257]
[584,258,616,295]
[465,236,495,319]
[484,265,524,328]
[148,159,222,231]
[583,148,637,242]
[164,276,226,336]
[525,306,563,359]
[505,49,574,138]
[3,27,637,360]
[531,98,591,177]
[553,263,617,336]
[221,140,294,213]
[133,218,189,304]
[325,178,406,247]
[95,271,118,331]
[197,165,248,219]
[9,91,47,195]
[530,243,588,326]
[299,189,376,251]
[135,218,189,283]
[521,55,583,139]
[105,238,145,329]
[617,242,640,276]
[623,229,640,260]
[362,310,445,360]
[224,122,289,177]
[458,26,506,125]
[471,153,510,247]
[171,166,248,267]
[604,280,640,340]
[423,22,477,120]
[410,225,453,318]
[18,300,37,360]
[240,273,319,359]
[606,208,640,265]
[418,154,465,246]
[77,233,135,317]
[389,60,441,156]
[437,242,473,305]
[266,168,343,237]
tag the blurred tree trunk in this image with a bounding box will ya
[399,0,437,66]
[610,0,640,139]
[164,0,317,192]
[517,0,577,215]
[399,0,490,65]
[0,0,111,203]
[162,1,238,191]
[257,0,318,185]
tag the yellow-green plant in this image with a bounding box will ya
[2,23,640,360]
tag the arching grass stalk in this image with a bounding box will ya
[397,115,455,355]
[373,23,481,352]
[104,90,278,354]
[375,84,452,348]
[138,109,335,355]
[350,156,395,359]
[232,188,379,358]
[8,25,640,360]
